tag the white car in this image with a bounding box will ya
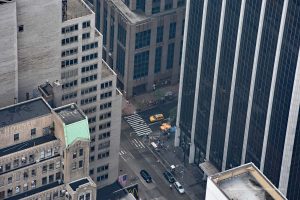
[174,181,185,194]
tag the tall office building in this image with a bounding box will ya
[0,0,122,189]
[60,0,122,188]
[175,0,300,199]
[85,0,185,97]
[0,98,97,199]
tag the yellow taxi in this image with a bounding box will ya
[160,123,171,132]
[149,114,164,123]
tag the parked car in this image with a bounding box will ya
[163,171,175,183]
[174,181,185,194]
[140,170,152,183]
[149,114,164,123]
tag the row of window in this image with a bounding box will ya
[81,74,97,84]
[84,106,97,115]
[98,131,111,140]
[62,24,78,34]
[62,80,78,89]
[12,126,51,143]
[100,81,113,89]
[82,53,98,62]
[100,101,112,110]
[99,112,111,121]
[97,151,110,159]
[82,32,91,39]
[72,160,84,170]
[98,141,110,150]
[99,122,111,130]
[81,63,98,73]
[100,91,112,99]
[96,174,108,182]
[62,91,77,101]
[82,42,98,52]
[2,173,61,198]
[61,47,78,57]
[90,164,109,175]
[83,21,91,29]
[81,96,97,105]
[61,36,78,46]
[81,85,97,95]
[42,162,61,173]
[61,58,78,68]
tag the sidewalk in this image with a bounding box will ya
[122,84,179,116]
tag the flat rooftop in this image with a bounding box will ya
[0,98,51,128]
[65,0,92,21]
[210,163,286,200]
[111,0,147,24]
[54,104,85,125]
[102,59,116,79]
[69,178,90,191]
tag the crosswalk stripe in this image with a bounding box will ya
[124,113,152,137]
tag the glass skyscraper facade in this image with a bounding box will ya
[176,0,300,199]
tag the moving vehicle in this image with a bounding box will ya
[163,170,175,183]
[140,170,152,183]
[160,123,171,132]
[149,114,164,123]
[174,181,185,194]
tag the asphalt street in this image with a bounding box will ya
[119,120,191,200]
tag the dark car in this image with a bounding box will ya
[140,170,152,183]
[163,171,175,183]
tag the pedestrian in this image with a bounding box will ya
[169,184,173,189]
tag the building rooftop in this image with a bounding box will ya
[54,104,85,125]
[5,181,63,200]
[102,60,116,79]
[0,134,57,158]
[69,178,90,191]
[65,0,93,21]
[0,98,51,128]
[210,163,286,200]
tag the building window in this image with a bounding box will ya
[169,22,176,39]
[133,51,149,79]
[90,156,95,162]
[97,151,110,160]
[81,63,98,73]
[83,21,91,28]
[164,0,173,10]
[82,53,98,62]
[167,43,175,69]
[31,128,36,136]
[81,96,97,105]
[136,0,145,12]
[116,45,125,76]
[79,160,83,168]
[61,36,78,46]
[98,131,110,140]
[79,149,83,156]
[8,177,12,184]
[100,91,112,99]
[177,0,185,7]
[42,177,47,185]
[14,133,19,141]
[88,116,96,124]
[117,24,127,46]
[81,74,97,84]
[73,152,77,159]
[100,102,112,110]
[49,175,54,183]
[152,0,160,14]
[99,122,111,130]
[61,47,78,57]
[90,169,94,175]
[18,25,24,32]
[156,26,164,43]
[155,47,162,73]
[100,81,113,89]
[82,32,90,39]
[82,42,98,52]
[49,163,54,170]
[135,30,151,49]
[42,165,47,173]
[61,24,78,33]
[72,162,77,170]
[32,169,36,177]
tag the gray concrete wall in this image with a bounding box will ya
[0,2,18,108]
[16,0,61,102]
